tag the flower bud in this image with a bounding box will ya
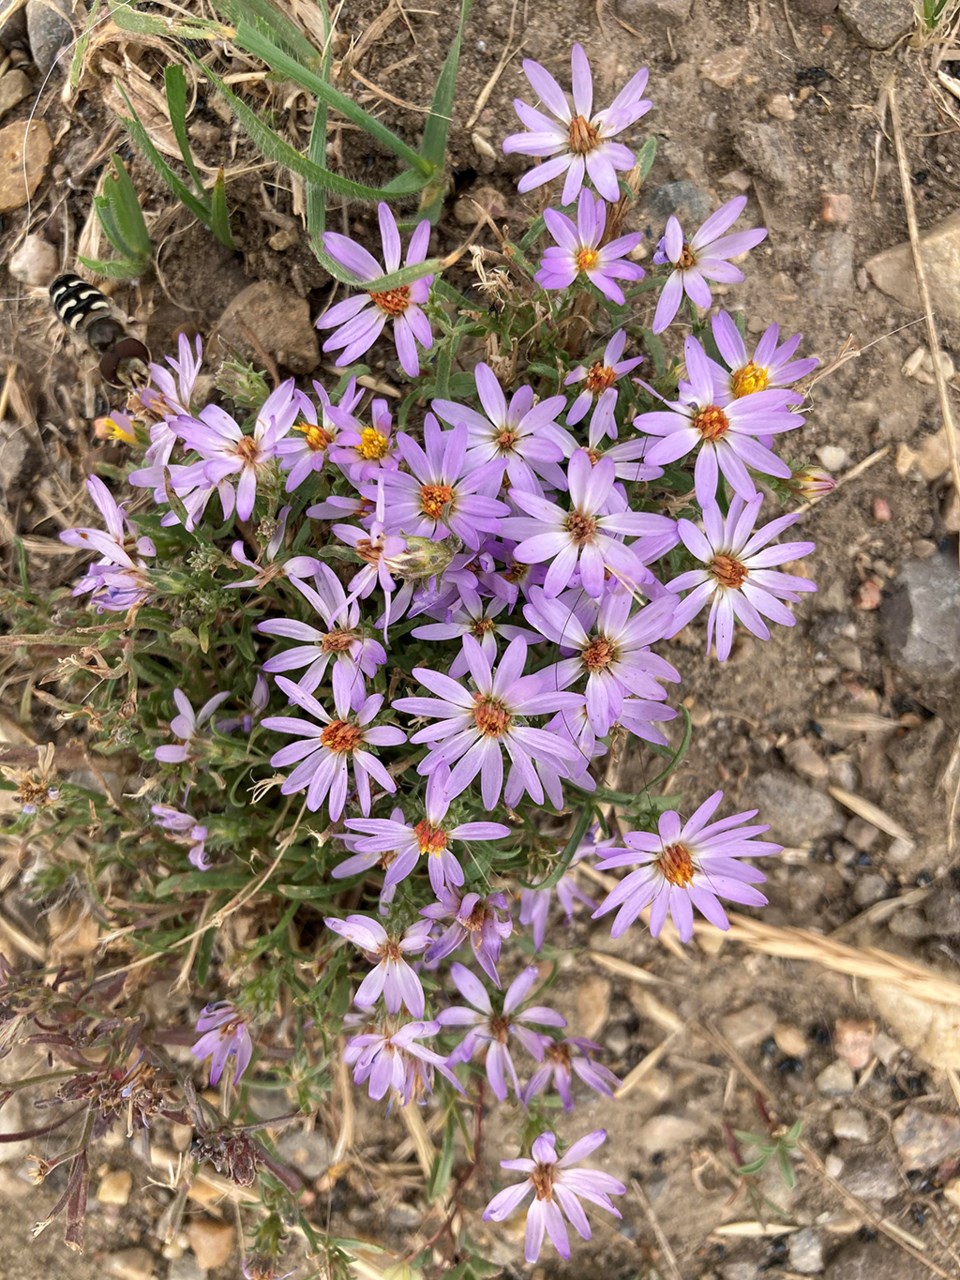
[384,535,462,582]
[790,466,835,498]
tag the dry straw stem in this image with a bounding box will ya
[712,911,960,1009]
[884,76,960,556]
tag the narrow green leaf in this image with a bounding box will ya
[76,254,147,280]
[164,65,205,195]
[213,0,324,69]
[305,44,332,255]
[107,154,153,258]
[420,0,470,167]
[94,195,140,262]
[233,20,432,175]
[112,3,228,41]
[117,84,214,227]
[193,59,432,204]
[636,134,657,183]
[208,170,236,249]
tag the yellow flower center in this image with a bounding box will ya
[576,247,600,272]
[693,405,730,443]
[582,635,617,672]
[414,820,449,856]
[419,483,455,519]
[235,436,260,463]
[584,361,617,395]
[358,426,389,459]
[296,421,333,452]
[731,361,769,397]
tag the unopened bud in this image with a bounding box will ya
[384,535,462,582]
[790,466,835,498]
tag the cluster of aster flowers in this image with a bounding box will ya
[51,41,829,1268]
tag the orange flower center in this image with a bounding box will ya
[296,421,333,452]
[355,537,382,566]
[494,428,519,452]
[710,553,748,590]
[419,483,455,519]
[358,426,390,459]
[564,510,598,545]
[504,560,528,585]
[368,285,411,316]
[235,436,260,463]
[531,1162,557,1201]
[678,242,697,269]
[575,247,600,272]
[658,842,695,887]
[471,617,496,635]
[546,1042,572,1067]
[582,635,617,672]
[489,1014,511,1043]
[568,113,600,155]
[693,405,730,443]
[584,361,617,395]
[464,901,488,931]
[731,361,769,397]
[377,939,403,963]
[472,693,511,738]
[414,820,449,856]
[321,630,357,653]
[319,720,363,753]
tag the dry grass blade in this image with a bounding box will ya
[632,1178,683,1279]
[587,950,665,987]
[712,1221,800,1237]
[827,785,913,842]
[615,1030,682,1099]
[398,1102,441,1188]
[885,77,960,560]
[715,912,960,1008]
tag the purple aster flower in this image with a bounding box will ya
[666,494,816,662]
[59,476,155,613]
[316,203,434,378]
[394,635,583,810]
[378,416,508,550]
[523,1038,621,1110]
[274,378,362,492]
[324,914,433,1017]
[155,687,231,763]
[191,1002,253,1086]
[536,190,644,305]
[432,362,572,491]
[421,889,513,986]
[258,562,386,707]
[176,381,299,522]
[636,336,802,507]
[327,397,398,483]
[261,676,405,819]
[711,311,818,403]
[501,451,678,599]
[482,1128,625,1263]
[565,329,643,440]
[226,505,291,589]
[523,587,679,734]
[343,1018,461,1105]
[411,586,538,678]
[151,804,210,870]
[652,196,767,334]
[215,673,271,737]
[592,790,781,942]
[503,44,651,205]
[436,963,566,1101]
[136,331,203,426]
[343,767,512,897]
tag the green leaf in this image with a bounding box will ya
[112,2,229,41]
[232,20,431,175]
[192,59,432,205]
[208,170,236,249]
[213,0,325,69]
[636,134,657,184]
[105,154,153,259]
[304,32,332,256]
[426,1110,457,1200]
[416,0,472,220]
[117,84,217,227]
[76,254,148,280]
[164,64,205,195]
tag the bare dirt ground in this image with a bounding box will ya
[2,0,960,1277]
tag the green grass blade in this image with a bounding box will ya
[208,169,236,249]
[164,65,205,195]
[212,0,324,69]
[76,255,148,280]
[305,16,333,256]
[94,195,142,263]
[193,60,431,203]
[117,84,214,226]
[106,154,152,260]
[111,2,229,41]
[233,20,432,176]
[420,0,470,169]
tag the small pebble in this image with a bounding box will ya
[8,232,58,286]
[821,191,852,223]
[834,1018,875,1071]
[788,1226,824,1274]
[852,873,887,907]
[853,579,882,610]
[872,496,891,522]
[832,1107,870,1142]
[186,1219,235,1271]
[605,1022,630,1057]
[106,1250,156,1280]
[774,1022,808,1057]
[817,1058,855,1095]
[96,1167,133,1206]
[0,69,32,120]
[766,92,796,120]
[825,1153,844,1178]
[817,444,848,471]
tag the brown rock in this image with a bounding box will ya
[0,70,33,120]
[0,119,50,212]
[700,46,748,90]
[892,1104,960,1169]
[97,1167,133,1206]
[186,1218,235,1271]
[865,212,960,324]
[821,192,852,224]
[211,281,319,375]
[106,1249,156,1280]
[766,93,796,121]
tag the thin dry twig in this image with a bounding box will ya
[465,0,522,130]
[886,76,960,558]
[631,1178,683,1280]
